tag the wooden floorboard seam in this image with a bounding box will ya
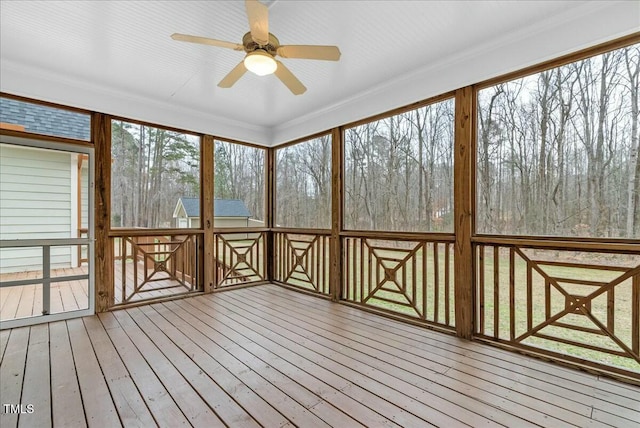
[263,285,640,417]
[2,284,639,427]
[266,285,640,425]
[156,300,337,427]
[189,293,504,427]
[263,284,640,402]
[245,286,595,411]
[129,306,266,428]
[170,298,444,426]
[213,289,584,427]
[166,298,383,428]
[245,286,636,421]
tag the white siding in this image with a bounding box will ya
[213,218,248,228]
[0,144,73,273]
[81,160,89,229]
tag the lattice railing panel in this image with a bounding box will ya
[214,232,266,288]
[343,237,455,328]
[476,245,640,372]
[273,232,330,295]
[112,232,200,305]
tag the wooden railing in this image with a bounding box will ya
[474,237,640,375]
[0,238,92,328]
[110,229,202,306]
[342,232,456,329]
[213,230,267,289]
[76,227,89,267]
[273,230,331,295]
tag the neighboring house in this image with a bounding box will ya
[0,99,90,274]
[173,197,264,228]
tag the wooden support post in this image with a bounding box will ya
[266,148,275,282]
[330,127,344,302]
[454,86,475,339]
[202,135,214,293]
[93,112,113,312]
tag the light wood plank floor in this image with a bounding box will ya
[0,264,195,323]
[1,284,639,427]
[0,267,90,322]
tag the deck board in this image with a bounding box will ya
[1,284,639,427]
[164,299,360,427]
[213,289,538,427]
[82,315,157,426]
[242,287,606,426]
[253,285,640,426]
[49,320,87,428]
[256,289,640,414]
[108,310,226,427]
[0,327,30,428]
[0,329,10,362]
[19,324,50,428]
[66,317,121,428]
[98,312,191,427]
[1,263,195,325]
[154,301,332,427]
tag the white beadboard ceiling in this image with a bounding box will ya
[0,1,638,146]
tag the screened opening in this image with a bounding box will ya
[276,134,331,229]
[214,140,265,228]
[110,120,200,229]
[477,43,640,239]
[344,98,455,232]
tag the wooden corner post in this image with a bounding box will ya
[202,135,215,293]
[266,147,276,282]
[93,112,113,312]
[454,86,475,339]
[330,127,344,302]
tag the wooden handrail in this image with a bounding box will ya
[472,236,640,254]
[109,228,204,237]
[340,230,455,242]
[272,228,332,235]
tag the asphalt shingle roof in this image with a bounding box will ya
[179,197,252,218]
[0,97,90,141]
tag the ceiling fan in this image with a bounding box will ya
[171,0,341,95]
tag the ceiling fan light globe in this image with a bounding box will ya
[244,50,277,76]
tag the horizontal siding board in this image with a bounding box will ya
[2,213,71,224]
[0,144,70,162]
[1,225,71,235]
[0,183,73,194]
[0,165,69,176]
[1,247,73,260]
[1,192,71,202]
[1,175,71,186]
[0,153,69,167]
[1,210,72,221]
[1,200,71,210]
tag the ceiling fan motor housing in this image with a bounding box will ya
[242,32,279,55]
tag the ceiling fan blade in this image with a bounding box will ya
[274,60,306,95]
[171,33,244,51]
[245,0,269,45]
[277,45,341,61]
[218,61,248,88]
